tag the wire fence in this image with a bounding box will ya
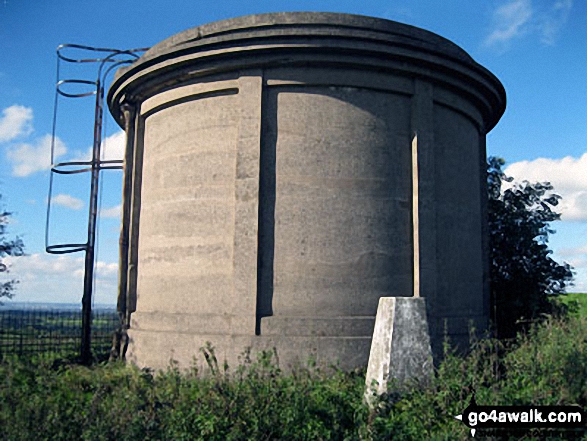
[0,309,118,359]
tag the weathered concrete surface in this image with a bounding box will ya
[365,297,433,401]
[107,12,506,371]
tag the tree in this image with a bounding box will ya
[487,157,573,339]
[0,194,25,301]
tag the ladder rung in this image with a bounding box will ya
[46,243,88,255]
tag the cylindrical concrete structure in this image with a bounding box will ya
[108,12,505,370]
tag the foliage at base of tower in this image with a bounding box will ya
[0,194,25,301]
[0,313,586,440]
[487,157,573,339]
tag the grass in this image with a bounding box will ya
[561,292,587,316]
[0,312,586,440]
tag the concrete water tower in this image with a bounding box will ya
[108,12,505,370]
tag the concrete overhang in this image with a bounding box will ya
[107,12,506,132]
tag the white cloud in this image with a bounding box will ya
[1,253,118,304]
[1,104,124,177]
[96,260,118,275]
[504,152,587,221]
[3,253,118,280]
[485,0,533,48]
[70,130,125,163]
[51,193,85,210]
[540,0,573,45]
[568,256,587,270]
[101,130,125,161]
[7,134,67,177]
[0,105,33,143]
[100,204,121,219]
[564,244,587,255]
[559,244,587,266]
[3,253,84,279]
[557,244,587,292]
[485,0,573,49]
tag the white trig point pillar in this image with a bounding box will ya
[365,297,433,404]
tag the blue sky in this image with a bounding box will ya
[0,0,585,305]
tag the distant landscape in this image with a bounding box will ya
[0,302,118,360]
[0,301,116,311]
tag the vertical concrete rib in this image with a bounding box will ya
[479,135,491,324]
[255,77,276,335]
[117,103,136,320]
[233,71,263,334]
[410,80,435,305]
[126,111,145,316]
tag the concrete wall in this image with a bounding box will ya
[108,13,506,371]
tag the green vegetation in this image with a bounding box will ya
[0,310,118,361]
[560,293,587,317]
[1,313,585,440]
[488,157,573,339]
[0,193,25,301]
[0,164,582,439]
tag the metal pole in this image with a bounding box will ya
[80,80,104,365]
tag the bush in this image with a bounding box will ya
[1,314,586,440]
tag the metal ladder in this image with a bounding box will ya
[45,44,146,363]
